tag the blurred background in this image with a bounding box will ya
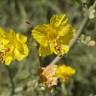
[0,0,96,96]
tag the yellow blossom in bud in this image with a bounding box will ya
[32,14,76,56]
[56,65,75,82]
[0,27,29,65]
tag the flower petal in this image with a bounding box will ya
[16,33,27,43]
[56,65,75,82]
[32,24,49,47]
[14,44,29,61]
[4,56,13,65]
[59,25,76,45]
[39,46,52,56]
[50,14,68,28]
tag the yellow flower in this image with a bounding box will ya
[40,64,76,87]
[0,27,29,65]
[56,65,75,82]
[32,14,76,56]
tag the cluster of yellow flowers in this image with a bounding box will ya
[32,14,76,56]
[0,14,75,65]
[0,28,29,65]
[40,64,75,87]
[32,15,76,87]
[0,14,76,87]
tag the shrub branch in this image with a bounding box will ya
[50,16,89,65]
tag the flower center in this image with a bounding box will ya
[54,39,61,54]
[0,48,10,63]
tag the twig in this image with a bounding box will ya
[68,16,88,49]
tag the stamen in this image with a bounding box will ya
[0,48,10,63]
[54,40,61,54]
[5,48,10,52]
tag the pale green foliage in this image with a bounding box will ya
[79,34,96,46]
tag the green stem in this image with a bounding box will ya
[5,66,15,96]
[61,83,67,96]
